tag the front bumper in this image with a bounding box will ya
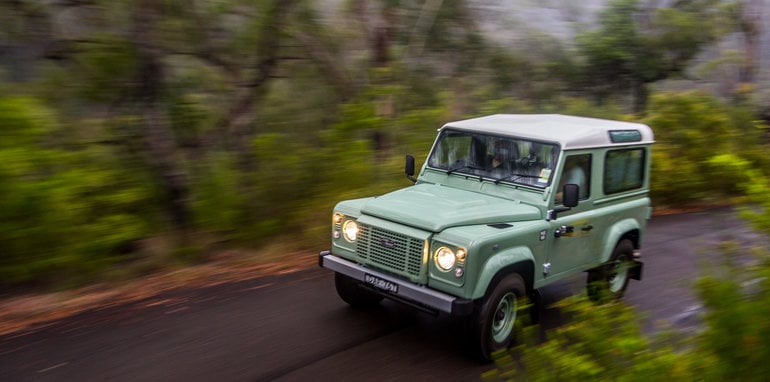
[319,251,474,316]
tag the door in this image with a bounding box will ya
[547,154,596,276]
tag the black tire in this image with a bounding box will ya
[334,273,383,308]
[587,239,635,302]
[466,273,527,362]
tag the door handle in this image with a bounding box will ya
[554,225,574,238]
[581,225,594,232]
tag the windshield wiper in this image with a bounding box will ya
[494,173,540,184]
[446,164,482,175]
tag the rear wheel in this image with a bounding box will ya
[587,239,635,301]
[467,273,526,361]
[334,273,383,308]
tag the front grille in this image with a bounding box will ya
[357,224,425,279]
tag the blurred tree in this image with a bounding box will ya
[1,0,313,228]
[484,34,578,108]
[732,0,762,85]
[0,97,152,287]
[349,0,397,67]
[695,0,763,99]
[576,0,726,113]
[1,0,768,289]
[131,0,190,229]
[643,91,768,207]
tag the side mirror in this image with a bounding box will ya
[405,155,417,183]
[562,184,579,208]
[547,184,579,221]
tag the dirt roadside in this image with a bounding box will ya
[0,251,318,337]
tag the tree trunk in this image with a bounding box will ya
[133,0,190,231]
[632,81,649,114]
[219,0,297,165]
[292,30,355,101]
[352,0,395,67]
[408,0,444,57]
[737,0,762,85]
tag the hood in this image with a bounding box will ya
[361,183,541,232]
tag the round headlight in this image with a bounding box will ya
[435,246,456,271]
[342,220,359,242]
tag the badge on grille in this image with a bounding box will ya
[380,238,396,248]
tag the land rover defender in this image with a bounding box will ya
[319,114,653,360]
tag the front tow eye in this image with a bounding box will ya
[554,226,574,238]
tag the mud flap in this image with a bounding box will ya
[629,260,643,281]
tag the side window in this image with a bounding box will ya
[556,154,591,204]
[604,148,645,194]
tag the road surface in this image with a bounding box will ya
[0,208,761,381]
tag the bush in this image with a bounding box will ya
[644,92,763,207]
[483,297,691,381]
[0,97,153,288]
[691,245,770,380]
[485,236,770,381]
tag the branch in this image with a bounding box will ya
[408,0,444,57]
[219,0,299,138]
[290,28,355,101]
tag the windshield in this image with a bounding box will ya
[427,129,560,188]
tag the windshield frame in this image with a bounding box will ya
[425,128,561,189]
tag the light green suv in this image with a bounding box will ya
[320,114,653,360]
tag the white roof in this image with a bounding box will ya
[442,114,654,149]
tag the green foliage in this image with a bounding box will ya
[1,0,769,290]
[72,34,138,103]
[486,242,770,381]
[692,245,770,380]
[0,97,153,287]
[189,152,247,235]
[483,39,578,106]
[576,0,725,110]
[740,170,770,234]
[484,297,690,381]
[644,91,762,206]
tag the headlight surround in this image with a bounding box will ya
[342,220,359,242]
[434,246,457,271]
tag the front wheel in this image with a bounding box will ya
[466,273,527,362]
[587,239,635,301]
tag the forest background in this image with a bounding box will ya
[1,0,769,293]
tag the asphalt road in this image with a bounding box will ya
[0,208,761,381]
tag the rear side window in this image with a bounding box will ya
[604,148,645,194]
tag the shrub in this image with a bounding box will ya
[644,92,760,207]
[0,97,152,288]
[485,235,770,381]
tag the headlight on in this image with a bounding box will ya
[435,246,456,271]
[342,220,359,242]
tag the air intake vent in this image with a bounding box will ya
[357,224,424,279]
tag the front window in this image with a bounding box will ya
[427,129,559,188]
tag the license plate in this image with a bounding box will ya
[364,274,399,294]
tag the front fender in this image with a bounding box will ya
[472,246,535,300]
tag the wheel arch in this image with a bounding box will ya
[600,218,642,263]
[471,247,535,300]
